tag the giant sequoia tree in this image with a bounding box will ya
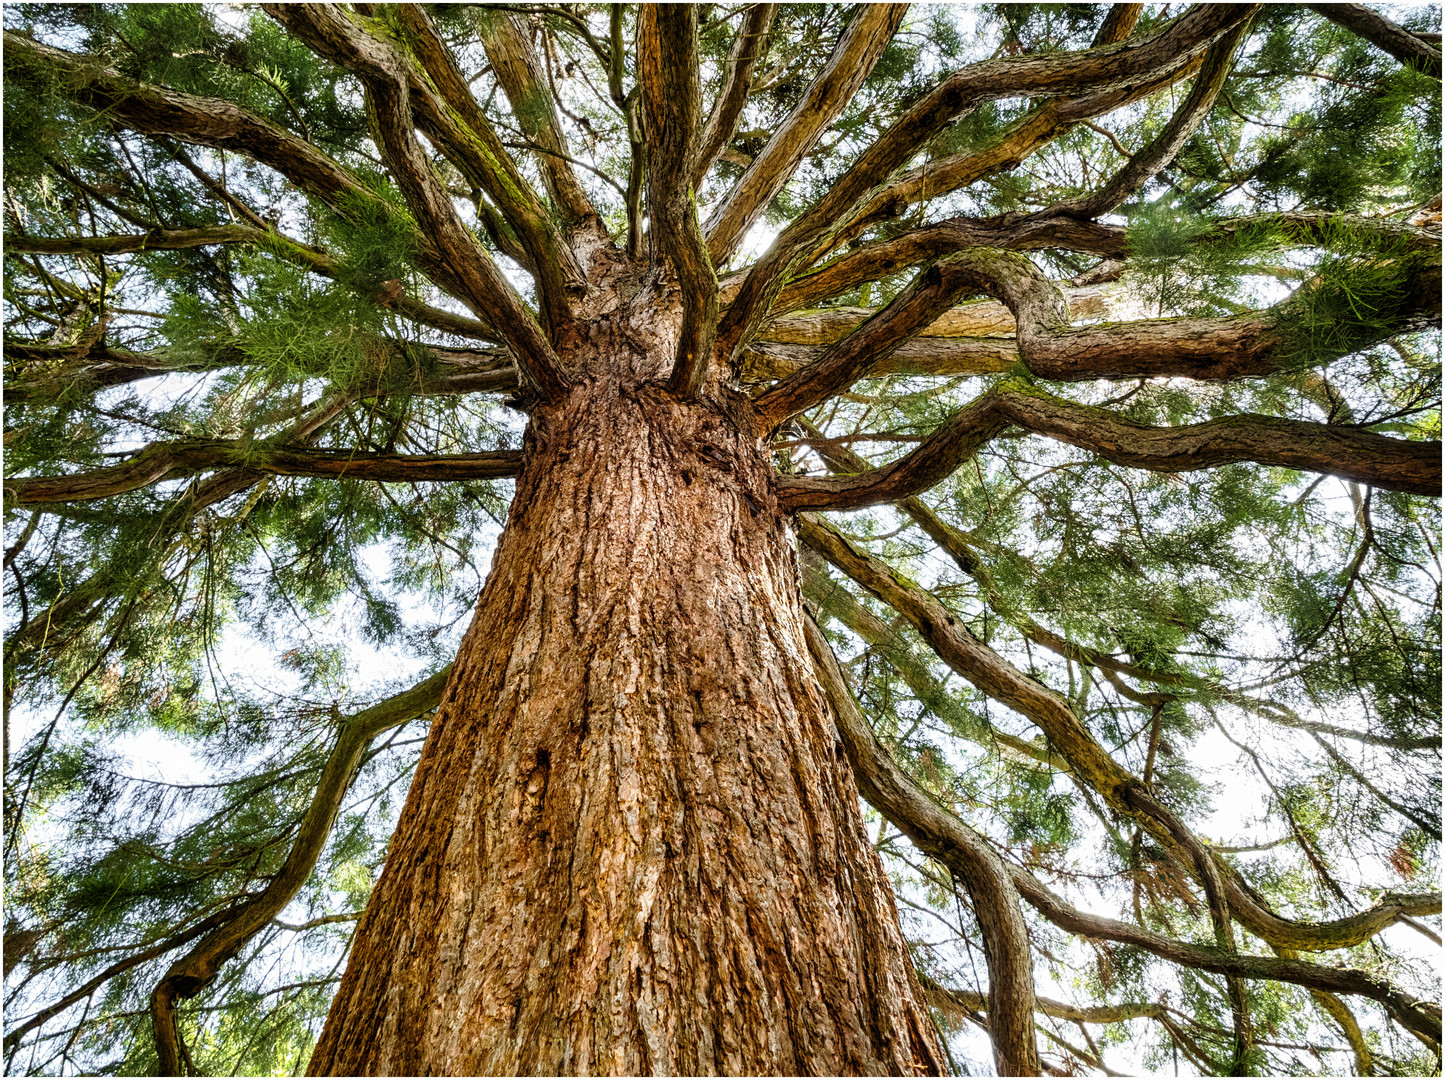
[3,3,1442,1076]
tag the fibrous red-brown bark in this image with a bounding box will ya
[307,310,943,1076]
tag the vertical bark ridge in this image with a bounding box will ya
[309,332,941,1076]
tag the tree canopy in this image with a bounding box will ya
[2,3,1441,1075]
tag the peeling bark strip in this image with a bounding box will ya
[307,326,942,1076]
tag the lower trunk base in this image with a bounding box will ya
[308,378,943,1076]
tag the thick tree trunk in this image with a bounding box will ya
[307,312,943,1075]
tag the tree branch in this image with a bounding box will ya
[693,4,778,189]
[639,5,719,398]
[261,4,570,401]
[5,443,523,506]
[804,613,1041,1077]
[801,553,1070,773]
[1306,3,1441,78]
[798,511,1444,962]
[715,4,1257,363]
[703,4,907,266]
[990,384,1442,498]
[150,666,450,1075]
[779,381,1440,510]
[753,252,1005,429]
[479,10,599,224]
[2,33,373,216]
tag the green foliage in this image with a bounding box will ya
[3,3,1440,1076]
[1124,198,1285,316]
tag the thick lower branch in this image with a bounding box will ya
[4,340,516,405]
[804,614,1041,1077]
[799,512,1443,959]
[150,667,449,1075]
[777,381,1441,510]
[815,591,1441,1048]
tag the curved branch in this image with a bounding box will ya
[992,385,1442,498]
[814,594,1442,1049]
[804,613,1041,1077]
[1305,3,1442,78]
[261,4,570,401]
[780,381,1441,508]
[715,4,1258,361]
[798,512,1444,961]
[2,902,250,1056]
[774,243,1440,389]
[5,444,523,506]
[753,253,1001,429]
[779,393,1007,509]
[150,667,450,1075]
[1005,866,1441,1047]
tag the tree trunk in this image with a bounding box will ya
[307,310,944,1076]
